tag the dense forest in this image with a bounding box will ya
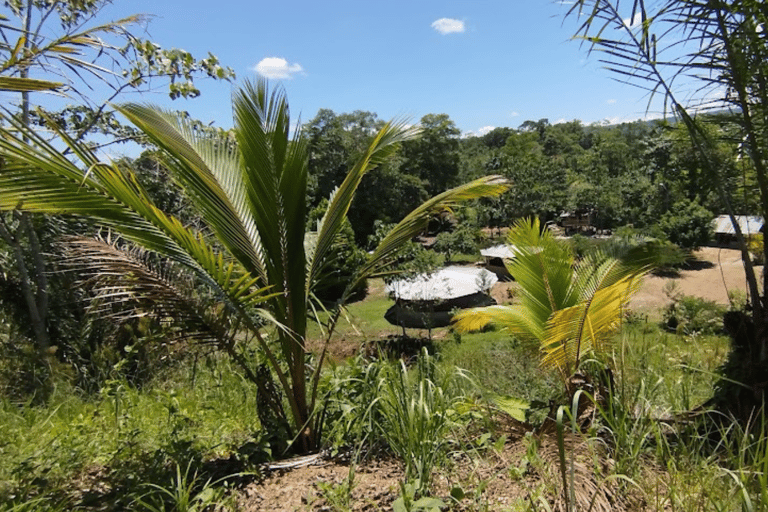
[302,110,743,248]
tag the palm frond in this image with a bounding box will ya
[307,118,420,294]
[0,112,276,334]
[0,76,63,92]
[356,175,509,287]
[505,218,577,331]
[452,216,651,375]
[232,79,310,337]
[60,236,273,347]
[453,305,545,344]
[541,274,643,373]
[115,103,267,281]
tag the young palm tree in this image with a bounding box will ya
[0,79,509,451]
[454,218,651,382]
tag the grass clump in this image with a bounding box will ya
[374,348,470,497]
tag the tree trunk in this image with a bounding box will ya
[0,214,49,351]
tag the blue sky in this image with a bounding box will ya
[96,1,664,136]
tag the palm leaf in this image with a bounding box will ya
[60,236,274,346]
[231,79,310,340]
[452,216,652,376]
[541,274,643,373]
[0,111,272,331]
[453,305,546,344]
[0,76,63,92]
[307,118,420,295]
[505,218,577,328]
[115,103,267,282]
[355,175,509,287]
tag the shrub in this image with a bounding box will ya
[662,294,726,335]
[657,199,714,250]
[374,349,469,497]
[433,224,480,262]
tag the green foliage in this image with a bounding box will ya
[579,230,689,272]
[1,2,234,141]
[435,333,562,421]
[561,0,768,412]
[401,113,461,197]
[307,199,368,303]
[432,224,480,263]
[748,234,764,264]
[392,481,447,512]
[663,295,726,336]
[367,221,444,279]
[316,355,386,452]
[0,0,235,400]
[0,78,507,451]
[374,349,470,497]
[133,462,234,512]
[657,199,714,250]
[0,356,264,508]
[455,217,653,377]
[304,109,429,244]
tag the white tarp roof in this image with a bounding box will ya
[386,266,498,301]
[713,215,763,235]
[480,244,518,260]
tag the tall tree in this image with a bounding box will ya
[305,109,429,243]
[401,113,461,196]
[0,0,234,356]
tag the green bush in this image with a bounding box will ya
[662,294,726,335]
[433,224,481,262]
[657,199,713,250]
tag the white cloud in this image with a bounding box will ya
[623,12,642,28]
[606,99,617,104]
[510,111,520,117]
[254,57,303,79]
[431,18,465,35]
[476,126,495,136]
[462,126,495,138]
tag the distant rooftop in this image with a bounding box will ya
[480,244,519,260]
[713,215,764,235]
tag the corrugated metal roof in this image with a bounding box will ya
[713,215,764,235]
[386,266,498,301]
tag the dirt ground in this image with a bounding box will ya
[630,246,759,313]
[492,246,757,315]
[239,247,752,511]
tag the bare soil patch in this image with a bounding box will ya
[236,422,638,511]
[630,246,759,314]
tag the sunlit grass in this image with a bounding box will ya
[0,357,262,506]
[613,321,731,413]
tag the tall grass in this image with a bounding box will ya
[0,355,263,508]
[374,348,471,497]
